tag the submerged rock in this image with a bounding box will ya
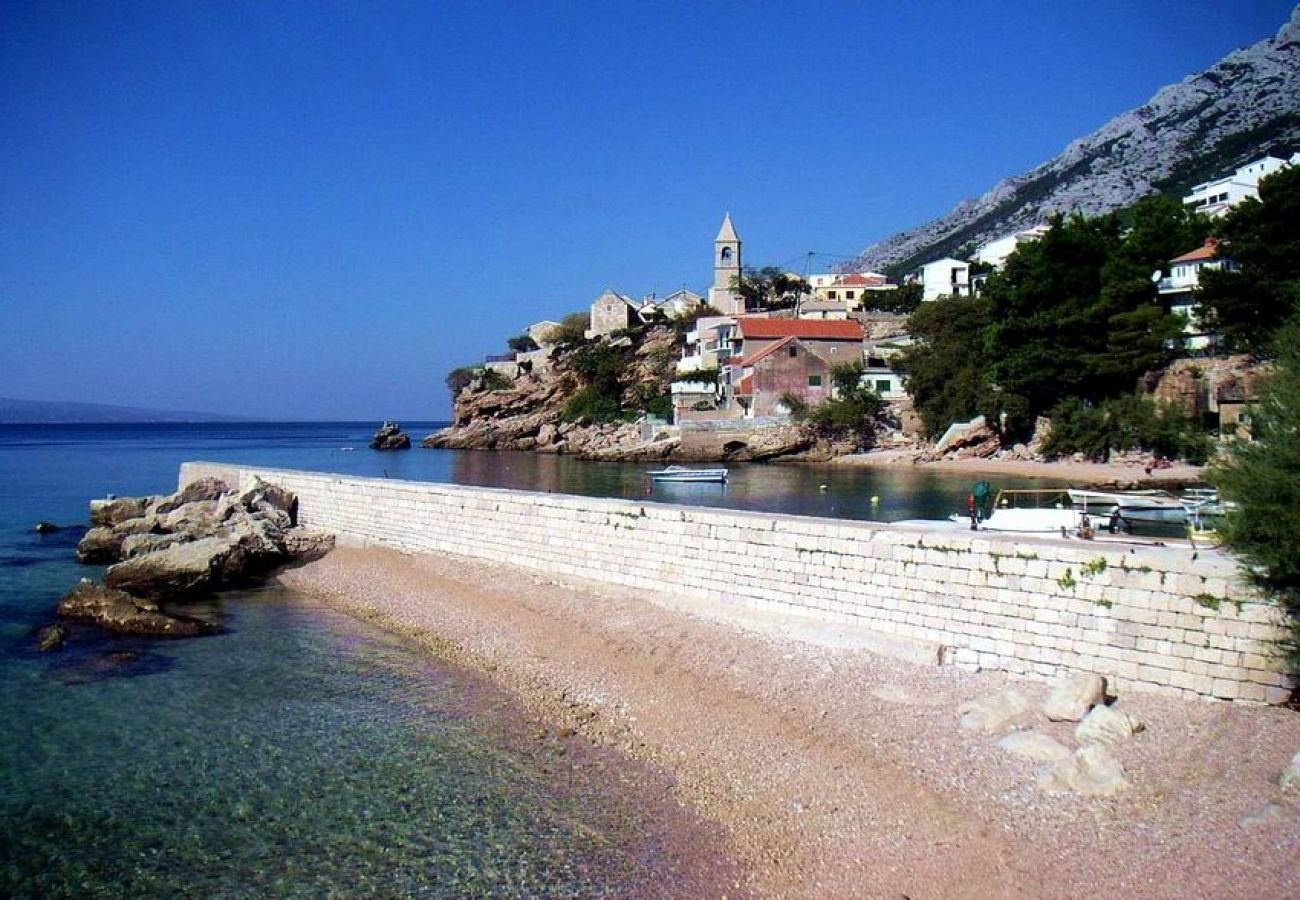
[35,521,61,534]
[35,623,69,651]
[56,579,218,637]
[370,421,412,450]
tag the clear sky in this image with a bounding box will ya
[1,1,1295,420]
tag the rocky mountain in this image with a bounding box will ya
[847,7,1300,277]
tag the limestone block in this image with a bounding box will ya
[1043,672,1107,721]
[958,689,1037,734]
[1075,705,1144,746]
[1037,745,1129,797]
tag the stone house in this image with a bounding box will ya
[526,320,562,347]
[730,337,837,418]
[798,300,849,320]
[586,289,643,338]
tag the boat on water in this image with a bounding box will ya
[1067,488,1190,525]
[647,465,729,484]
[949,489,1087,534]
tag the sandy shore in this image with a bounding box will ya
[834,450,1205,488]
[280,547,1298,898]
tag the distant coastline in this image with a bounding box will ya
[0,397,255,425]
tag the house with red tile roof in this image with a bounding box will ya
[721,318,866,418]
[1156,239,1233,352]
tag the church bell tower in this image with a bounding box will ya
[708,212,743,314]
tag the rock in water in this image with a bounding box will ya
[56,579,218,637]
[104,536,238,600]
[959,690,1036,734]
[1075,705,1144,747]
[997,731,1072,763]
[1043,672,1107,722]
[35,623,69,651]
[1037,746,1129,797]
[369,421,412,450]
[89,495,150,527]
[35,521,61,534]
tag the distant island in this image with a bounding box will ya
[0,397,253,424]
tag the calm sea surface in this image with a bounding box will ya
[0,422,1058,895]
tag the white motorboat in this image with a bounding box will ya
[648,465,729,484]
[1067,488,1189,525]
[951,489,1087,534]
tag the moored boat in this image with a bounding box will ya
[647,465,729,483]
[1067,488,1189,525]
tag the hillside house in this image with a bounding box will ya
[655,288,705,319]
[972,225,1049,269]
[913,257,972,301]
[1183,154,1299,217]
[808,272,894,309]
[1156,239,1233,352]
[729,337,839,418]
[729,317,864,364]
[526,320,562,347]
[798,300,850,320]
[587,289,646,338]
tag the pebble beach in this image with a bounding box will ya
[280,545,1300,898]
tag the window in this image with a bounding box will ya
[828,290,837,299]
[788,345,797,357]
[846,290,855,300]
[876,379,891,394]
[720,247,733,263]
[808,375,822,387]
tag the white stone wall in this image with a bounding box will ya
[181,462,1293,704]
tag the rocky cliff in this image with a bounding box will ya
[847,8,1300,277]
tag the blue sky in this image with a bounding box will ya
[1,0,1294,420]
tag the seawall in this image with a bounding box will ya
[182,462,1293,704]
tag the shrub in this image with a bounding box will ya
[1042,394,1210,463]
[480,369,513,391]
[562,387,622,423]
[1210,317,1300,680]
[507,333,538,353]
[549,311,591,346]
[445,365,479,400]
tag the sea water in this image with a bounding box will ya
[0,422,1052,895]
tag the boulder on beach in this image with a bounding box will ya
[105,536,237,599]
[56,578,218,638]
[89,495,151,527]
[370,421,412,450]
[1043,672,1107,722]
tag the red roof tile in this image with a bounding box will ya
[736,318,864,340]
[1171,239,1220,264]
[732,336,796,369]
[836,273,888,287]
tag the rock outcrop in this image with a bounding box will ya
[57,579,219,637]
[369,421,412,450]
[51,476,334,640]
[845,9,1300,276]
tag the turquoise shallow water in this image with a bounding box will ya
[0,422,1058,895]
[0,423,740,896]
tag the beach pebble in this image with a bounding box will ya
[1280,752,1300,791]
[1238,801,1294,829]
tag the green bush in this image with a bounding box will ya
[445,365,479,400]
[507,333,538,353]
[786,362,883,445]
[1042,394,1210,463]
[562,387,622,423]
[549,311,591,346]
[480,369,513,391]
[1210,317,1300,679]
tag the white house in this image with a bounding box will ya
[1183,154,1300,218]
[971,225,1049,269]
[914,257,971,301]
[807,272,893,308]
[1156,239,1232,352]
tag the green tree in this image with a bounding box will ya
[549,311,591,346]
[783,360,883,445]
[445,365,479,400]
[506,333,539,353]
[1210,316,1300,675]
[1196,165,1300,355]
[562,343,627,423]
[862,281,922,315]
[983,208,1190,434]
[895,294,996,438]
[731,266,809,311]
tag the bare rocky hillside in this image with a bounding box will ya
[847,8,1300,277]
